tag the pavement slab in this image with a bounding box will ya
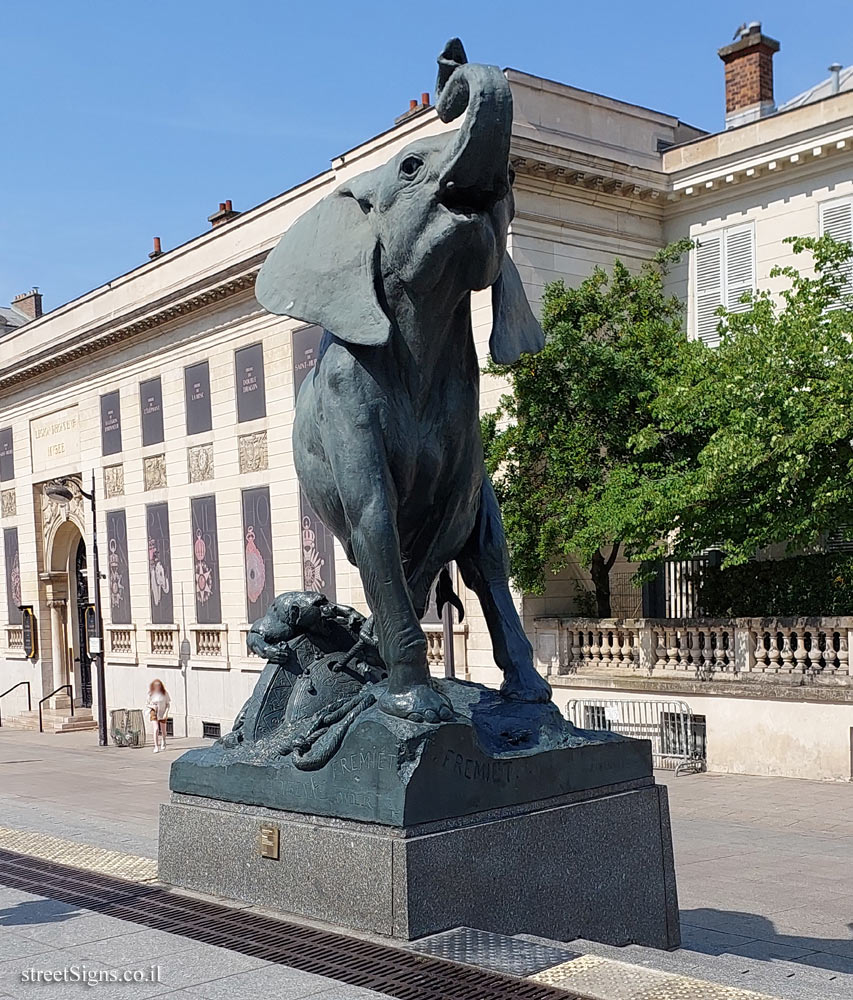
[2,728,853,1000]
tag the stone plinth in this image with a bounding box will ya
[159,777,680,948]
[168,677,652,827]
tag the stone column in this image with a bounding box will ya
[48,599,71,709]
[45,573,71,709]
[42,568,72,711]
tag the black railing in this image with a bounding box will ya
[0,681,31,727]
[38,685,74,733]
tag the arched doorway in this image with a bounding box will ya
[74,538,93,708]
[43,517,87,708]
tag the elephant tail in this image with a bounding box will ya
[436,566,465,623]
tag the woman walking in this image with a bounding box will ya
[146,679,171,753]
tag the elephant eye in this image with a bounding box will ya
[400,155,424,179]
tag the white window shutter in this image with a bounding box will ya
[695,234,723,346]
[820,199,853,307]
[724,226,755,312]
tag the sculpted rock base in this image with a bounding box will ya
[169,674,651,826]
[164,593,677,947]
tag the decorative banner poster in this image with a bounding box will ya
[140,377,165,446]
[3,527,22,624]
[0,427,13,482]
[291,326,336,599]
[106,509,132,624]
[184,361,212,436]
[235,343,267,423]
[242,486,275,622]
[190,495,222,624]
[100,390,123,456]
[146,502,173,624]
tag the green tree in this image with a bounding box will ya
[483,241,699,616]
[639,234,853,567]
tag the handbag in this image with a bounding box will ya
[149,708,157,721]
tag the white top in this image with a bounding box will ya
[147,691,170,721]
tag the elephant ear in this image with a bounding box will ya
[255,184,391,347]
[489,254,545,364]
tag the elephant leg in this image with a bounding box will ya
[320,425,452,723]
[457,476,552,703]
[350,505,452,722]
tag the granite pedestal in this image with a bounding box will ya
[159,775,680,948]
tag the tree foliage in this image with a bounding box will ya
[695,552,853,618]
[638,235,853,567]
[485,235,853,615]
[482,241,699,614]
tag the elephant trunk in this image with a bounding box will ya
[435,39,513,208]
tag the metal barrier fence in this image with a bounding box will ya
[565,697,705,775]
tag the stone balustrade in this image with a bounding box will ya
[194,629,224,658]
[534,616,853,684]
[109,629,133,654]
[6,626,24,652]
[425,626,444,671]
[149,628,176,657]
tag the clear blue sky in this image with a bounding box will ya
[2,1,849,311]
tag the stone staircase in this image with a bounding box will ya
[3,701,98,733]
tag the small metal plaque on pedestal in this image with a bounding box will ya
[259,824,279,860]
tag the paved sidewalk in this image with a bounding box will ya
[665,770,853,979]
[0,731,205,858]
[0,882,389,1000]
[1,728,851,999]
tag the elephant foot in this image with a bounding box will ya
[500,667,552,704]
[379,682,453,724]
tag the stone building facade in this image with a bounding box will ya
[2,26,852,776]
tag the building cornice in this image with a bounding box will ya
[0,256,264,394]
[670,123,853,199]
[511,145,668,203]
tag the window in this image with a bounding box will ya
[140,378,165,446]
[190,495,222,624]
[819,198,853,309]
[146,502,174,624]
[583,705,611,731]
[291,327,337,600]
[100,390,122,456]
[242,486,275,621]
[185,361,212,435]
[202,721,221,739]
[694,223,755,346]
[661,711,707,760]
[0,427,12,482]
[3,527,22,624]
[106,510,132,624]
[292,325,324,399]
[235,343,267,422]
[826,525,853,553]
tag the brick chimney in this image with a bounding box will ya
[208,199,240,227]
[11,288,43,321]
[718,22,780,129]
[394,92,431,125]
